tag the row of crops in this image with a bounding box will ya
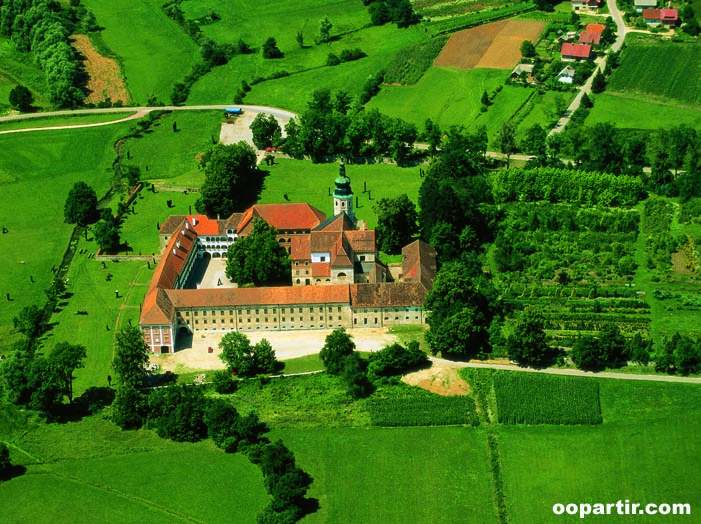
[493,372,602,425]
[365,396,479,427]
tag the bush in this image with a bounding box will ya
[367,342,429,384]
[326,53,341,66]
[213,370,239,393]
[339,48,366,62]
[147,385,208,442]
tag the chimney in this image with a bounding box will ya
[217,214,220,220]
[192,217,197,226]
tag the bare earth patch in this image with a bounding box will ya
[434,20,546,70]
[72,34,130,105]
[672,251,694,275]
[402,362,471,396]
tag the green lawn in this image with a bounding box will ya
[121,110,223,188]
[47,255,152,395]
[273,426,497,524]
[0,38,50,110]
[498,378,701,523]
[80,0,200,104]
[586,92,701,131]
[281,354,325,374]
[184,1,428,111]
[0,124,130,341]
[260,159,422,231]
[368,67,531,139]
[0,415,267,524]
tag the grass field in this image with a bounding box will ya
[607,42,701,106]
[189,23,428,112]
[0,124,130,341]
[273,426,497,524]
[120,110,223,188]
[368,67,531,139]
[0,38,50,110]
[80,0,200,104]
[0,414,268,524]
[259,158,423,230]
[498,378,701,523]
[586,92,701,131]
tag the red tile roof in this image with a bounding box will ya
[290,236,311,261]
[561,43,591,59]
[660,8,678,20]
[643,8,660,18]
[311,262,331,277]
[167,285,350,307]
[237,203,326,234]
[586,23,605,33]
[402,240,437,291]
[345,230,376,253]
[315,213,355,232]
[579,31,601,44]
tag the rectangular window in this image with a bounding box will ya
[195,320,199,325]
[203,310,207,316]
[220,310,224,315]
[256,309,259,314]
[194,311,198,316]
[256,318,259,323]
[282,317,286,322]
[265,318,268,323]
[264,308,268,314]
[298,308,302,313]
[204,320,207,324]
[291,317,295,322]
[337,306,341,312]
[320,256,326,262]
[310,317,314,321]
[229,310,234,315]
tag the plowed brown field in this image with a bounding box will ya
[72,34,130,105]
[434,20,546,70]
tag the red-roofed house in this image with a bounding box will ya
[561,43,592,61]
[643,8,678,26]
[585,23,605,33]
[140,165,435,353]
[578,31,601,44]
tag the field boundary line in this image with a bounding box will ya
[29,469,207,523]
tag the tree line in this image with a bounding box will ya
[0,0,99,108]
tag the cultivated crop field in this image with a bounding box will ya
[434,20,545,70]
[606,42,701,106]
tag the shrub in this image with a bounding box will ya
[213,370,239,394]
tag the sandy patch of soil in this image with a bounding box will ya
[402,362,471,396]
[435,20,546,70]
[72,34,130,105]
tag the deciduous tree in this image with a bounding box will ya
[8,84,33,111]
[225,218,290,286]
[520,40,536,58]
[49,342,87,404]
[64,181,98,227]
[315,17,332,44]
[113,325,150,387]
[320,328,356,374]
[506,307,554,367]
[374,194,418,254]
[262,37,283,59]
[250,113,282,150]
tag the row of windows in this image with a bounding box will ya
[184,306,342,317]
[193,315,345,325]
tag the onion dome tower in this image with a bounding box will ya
[333,162,355,224]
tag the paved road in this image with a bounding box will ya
[0,104,296,135]
[432,358,701,384]
[549,0,628,136]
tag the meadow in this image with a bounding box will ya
[259,159,423,230]
[368,67,532,139]
[80,0,200,104]
[0,112,138,131]
[0,38,49,110]
[0,123,130,348]
[586,92,701,131]
[606,42,701,106]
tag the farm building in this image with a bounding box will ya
[579,31,601,44]
[561,43,592,61]
[510,63,535,82]
[557,66,577,84]
[634,0,657,12]
[643,8,678,26]
[571,0,603,13]
[140,166,437,353]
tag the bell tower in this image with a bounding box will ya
[333,162,355,224]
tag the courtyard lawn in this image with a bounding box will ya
[273,426,497,524]
[586,92,701,131]
[368,67,531,139]
[259,158,422,230]
[121,110,223,188]
[80,0,200,104]
[0,124,130,346]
